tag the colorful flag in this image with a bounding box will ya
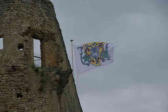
[74,42,114,74]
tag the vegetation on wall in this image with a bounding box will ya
[31,65,72,94]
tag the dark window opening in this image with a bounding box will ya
[18,43,24,51]
[0,38,3,49]
[33,39,42,67]
[11,66,17,72]
[16,93,23,98]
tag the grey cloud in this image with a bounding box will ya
[80,84,168,112]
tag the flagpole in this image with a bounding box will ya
[70,40,79,89]
[70,40,74,72]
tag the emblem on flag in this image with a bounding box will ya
[78,42,111,66]
[74,42,114,73]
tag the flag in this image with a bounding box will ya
[74,42,114,74]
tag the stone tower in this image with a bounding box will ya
[0,0,83,112]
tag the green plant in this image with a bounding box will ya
[31,65,72,94]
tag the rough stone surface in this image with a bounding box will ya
[0,0,83,112]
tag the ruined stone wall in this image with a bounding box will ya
[0,0,83,112]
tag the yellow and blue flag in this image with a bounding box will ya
[74,42,114,73]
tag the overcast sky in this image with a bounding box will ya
[50,0,168,112]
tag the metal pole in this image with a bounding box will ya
[70,40,74,71]
[70,40,79,89]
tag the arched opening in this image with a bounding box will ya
[0,38,3,49]
[18,43,24,51]
[16,92,23,98]
[33,39,42,67]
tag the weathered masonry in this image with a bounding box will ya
[0,0,83,112]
